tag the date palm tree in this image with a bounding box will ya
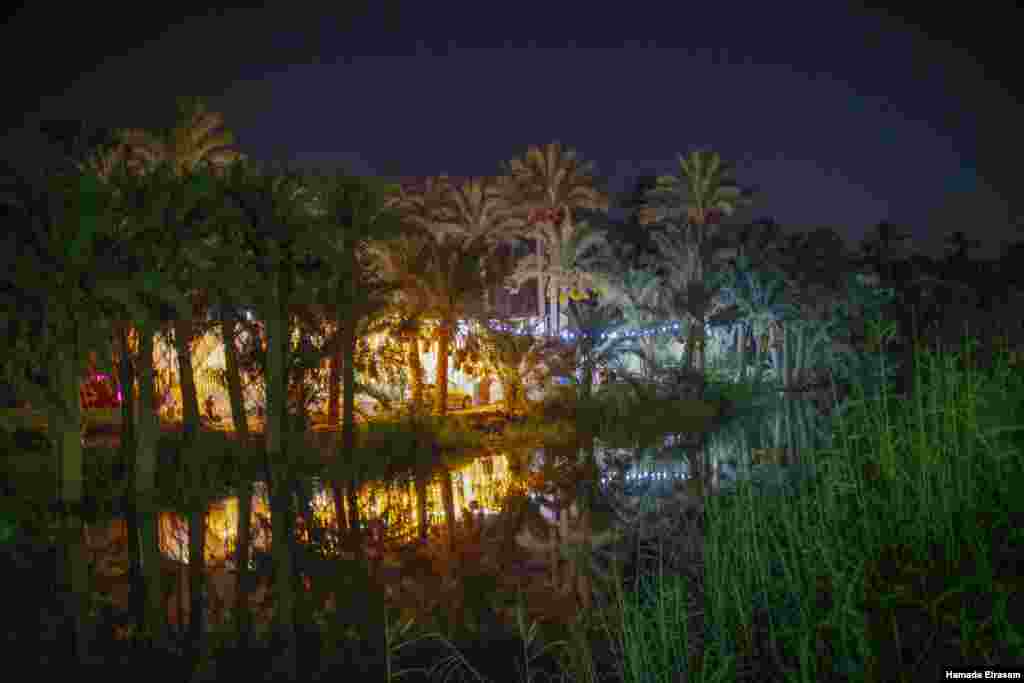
[116,97,243,434]
[116,99,245,656]
[641,149,754,372]
[377,230,507,415]
[501,142,610,336]
[600,265,665,378]
[859,220,911,283]
[505,215,612,337]
[430,175,530,316]
[215,161,334,681]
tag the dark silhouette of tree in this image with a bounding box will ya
[860,220,912,282]
[37,119,120,172]
[944,230,982,265]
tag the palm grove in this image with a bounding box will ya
[1,95,915,675]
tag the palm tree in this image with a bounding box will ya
[709,254,790,384]
[600,265,664,379]
[943,230,983,273]
[384,175,453,235]
[118,96,244,177]
[216,161,332,681]
[378,230,505,415]
[304,172,405,565]
[859,220,911,283]
[1,160,200,658]
[432,175,530,316]
[501,142,610,336]
[424,175,526,245]
[109,160,224,654]
[641,149,754,372]
[117,99,244,655]
[116,96,243,435]
[505,215,612,338]
[477,324,547,414]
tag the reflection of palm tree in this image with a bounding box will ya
[502,142,610,335]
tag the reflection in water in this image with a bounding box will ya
[148,448,699,564]
[90,395,835,568]
[156,453,523,564]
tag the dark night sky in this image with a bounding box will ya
[2,3,1020,261]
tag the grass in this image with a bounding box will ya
[376,330,1024,683]
[596,332,1024,682]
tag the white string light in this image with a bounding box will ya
[484,318,695,342]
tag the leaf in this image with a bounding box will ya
[68,173,104,264]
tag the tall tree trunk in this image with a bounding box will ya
[326,324,347,540]
[53,343,91,664]
[220,309,254,644]
[552,286,561,338]
[408,336,424,408]
[327,322,342,426]
[265,278,297,681]
[173,317,201,439]
[115,323,146,630]
[435,320,452,416]
[736,323,748,383]
[696,314,706,374]
[173,316,208,661]
[536,237,547,337]
[340,308,364,561]
[135,323,168,649]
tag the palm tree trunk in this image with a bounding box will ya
[135,322,168,649]
[115,322,146,630]
[435,320,452,416]
[53,343,92,663]
[536,237,547,336]
[173,318,201,438]
[221,309,254,644]
[697,315,707,374]
[172,315,208,661]
[736,323,748,383]
[325,323,347,541]
[327,322,342,426]
[265,278,297,681]
[682,321,695,371]
[338,304,365,564]
[408,336,424,408]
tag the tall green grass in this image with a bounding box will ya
[584,331,1024,682]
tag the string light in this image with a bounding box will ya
[483,319,691,343]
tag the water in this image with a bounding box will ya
[83,393,838,590]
